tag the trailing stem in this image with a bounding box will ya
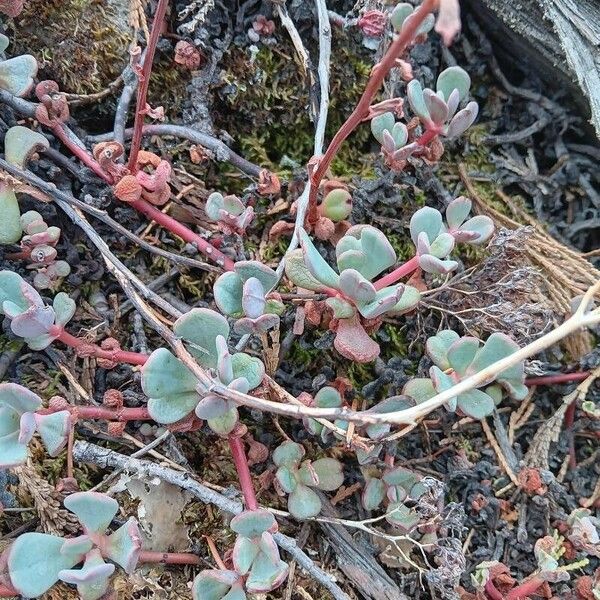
[39,405,151,422]
[228,434,259,510]
[130,199,236,271]
[138,550,202,566]
[50,326,149,366]
[128,0,171,171]
[307,0,437,223]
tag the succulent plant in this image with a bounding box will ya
[230,509,288,592]
[403,329,528,419]
[0,270,76,349]
[0,126,50,246]
[285,226,421,362]
[389,3,435,35]
[370,66,478,168]
[409,197,494,274]
[566,508,600,558]
[319,188,353,223]
[205,192,254,235]
[192,570,247,600]
[273,441,344,519]
[141,308,265,434]
[407,66,478,137]
[0,183,22,245]
[0,382,71,467]
[361,466,426,531]
[0,33,37,97]
[213,261,283,336]
[4,492,141,599]
[303,387,415,464]
[4,125,49,169]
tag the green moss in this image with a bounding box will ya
[347,360,375,390]
[10,0,130,95]
[386,232,414,262]
[215,33,377,179]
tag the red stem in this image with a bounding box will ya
[415,126,440,147]
[484,579,504,600]
[307,0,437,223]
[128,0,170,171]
[52,327,149,366]
[130,198,236,271]
[525,372,590,385]
[52,125,112,182]
[138,550,202,565]
[39,404,151,421]
[373,256,420,290]
[228,434,258,510]
[505,577,545,600]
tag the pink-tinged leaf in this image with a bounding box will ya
[435,0,461,46]
[0,381,42,414]
[333,314,380,363]
[192,570,240,600]
[232,535,259,575]
[58,549,115,584]
[195,395,229,420]
[446,88,460,120]
[338,269,376,303]
[445,101,479,138]
[34,410,71,456]
[231,509,278,538]
[104,518,142,573]
[418,254,458,274]
[17,411,35,445]
[64,491,119,534]
[10,304,55,338]
[362,477,385,511]
[423,88,449,126]
[381,128,396,153]
[242,277,266,319]
[445,196,472,229]
[458,215,495,245]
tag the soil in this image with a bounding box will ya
[0,1,598,600]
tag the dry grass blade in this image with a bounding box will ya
[458,163,600,357]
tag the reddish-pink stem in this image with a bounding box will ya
[415,126,440,147]
[52,125,112,182]
[228,434,258,510]
[484,579,504,600]
[138,550,202,565]
[39,404,151,422]
[505,577,545,600]
[525,372,590,385]
[128,0,170,171]
[373,256,420,290]
[52,327,149,366]
[130,198,236,271]
[307,0,437,223]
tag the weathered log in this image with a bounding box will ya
[466,0,600,138]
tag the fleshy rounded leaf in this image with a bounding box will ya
[35,410,71,456]
[299,229,340,288]
[64,491,119,534]
[5,125,49,168]
[446,197,472,229]
[288,483,322,519]
[310,457,344,491]
[213,272,243,317]
[314,386,343,408]
[104,518,142,573]
[242,277,266,319]
[371,112,395,144]
[192,570,241,600]
[321,188,352,222]
[284,248,324,291]
[0,184,22,244]
[362,477,386,511]
[142,348,200,424]
[0,54,37,96]
[272,440,305,467]
[53,292,76,327]
[234,261,278,291]
[8,533,82,597]
[407,79,429,121]
[230,509,277,538]
[436,66,471,102]
[456,389,495,419]
[231,352,265,390]
[173,308,230,368]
